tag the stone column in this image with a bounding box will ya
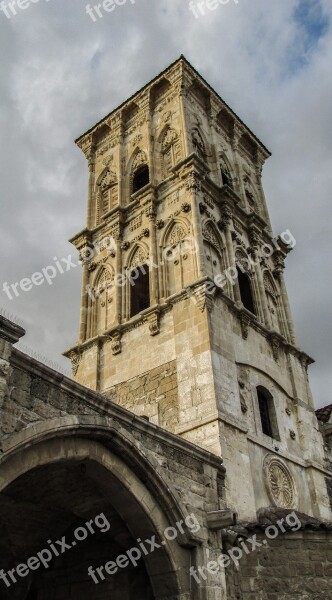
[114,226,123,325]
[146,204,159,306]
[179,78,190,157]
[275,255,297,345]
[249,230,271,327]
[118,120,125,206]
[186,174,205,279]
[220,203,239,302]
[255,261,271,327]
[79,253,90,343]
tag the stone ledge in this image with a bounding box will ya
[0,315,25,345]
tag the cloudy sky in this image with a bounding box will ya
[0,0,331,408]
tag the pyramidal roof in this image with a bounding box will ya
[76,54,270,156]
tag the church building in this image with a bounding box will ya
[0,56,331,600]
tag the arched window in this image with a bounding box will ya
[163,222,194,297]
[130,264,150,317]
[220,159,232,188]
[161,128,181,179]
[257,387,279,439]
[191,128,206,161]
[96,167,118,224]
[90,267,115,337]
[132,165,149,193]
[202,222,224,281]
[237,268,256,315]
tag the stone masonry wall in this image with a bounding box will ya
[104,360,178,428]
[225,531,332,600]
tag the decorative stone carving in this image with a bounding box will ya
[132,149,147,171]
[238,381,248,414]
[145,205,157,221]
[156,220,165,229]
[110,332,121,355]
[273,251,285,277]
[181,203,191,213]
[240,312,251,340]
[162,110,172,123]
[269,333,280,362]
[169,224,186,247]
[162,128,178,151]
[203,223,221,255]
[132,134,143,147]
[192,128,206,159]
[131,247,148,268]
[69,351,81,376]
[100,168,117,190]
[186,172,201,192]
[145,313,160,336]
[102,154,114,168]
[218,203,232,231]
[193,284,214,313]
[264,272,276,297]
[78,134,95,160]
[263,455,297,509]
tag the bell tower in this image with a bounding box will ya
[65,56,331,522]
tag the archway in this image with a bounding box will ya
[0,426,192,600]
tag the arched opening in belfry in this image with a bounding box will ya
[132,165,149,193]
[237,267,256,315]
[0,446,181,600]
[130,264,150,317]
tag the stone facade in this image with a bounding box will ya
[0,315,230,600]
[225,509,332,600]
[1,56,332,600]
[64,55,332,524]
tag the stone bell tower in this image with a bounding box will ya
[64,56,331,522]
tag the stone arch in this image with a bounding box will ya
[126,242,149,270]
[124,243,150,319]
[95,166,118,223]
[128,148,149,197]
[88,264,115,337]
[219,152,234,188]
[158,126,182,179]
[202,220,226,281]
[0,418,198,599]
[235,248,257,315]
[160,218,195,298]
[191,126,207,162]
[235,247,254,274]
[243,173,260,213]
